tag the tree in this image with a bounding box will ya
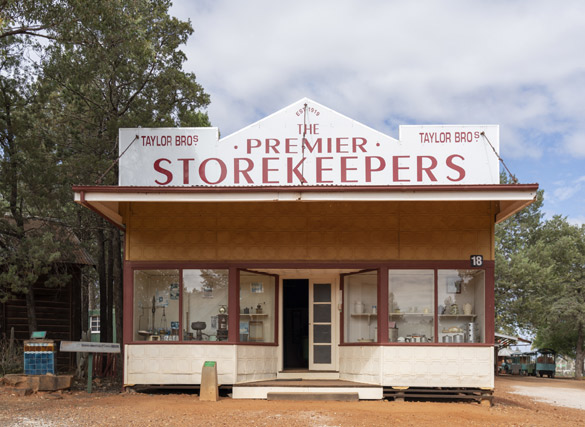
[496,193,585,378]
[0,1,64,40]
[1,0,210,349]
[495,173,545,333]
[0,32,74,333]
[529,218,585,378]
[37,0,210,347]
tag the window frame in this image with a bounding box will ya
[90,316,100,334]
[124,260,493,347]
[125,262,280,345]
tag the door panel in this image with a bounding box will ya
[309,281,335,370]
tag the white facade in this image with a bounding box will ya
[125,344,493,389]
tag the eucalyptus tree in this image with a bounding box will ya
[38,0,210,344]
[0,0,64,40]
[0,33,73,333]
[495,186,585,378]
[494,175,545,333]
[529,218,585,378]
[1,0,210,344]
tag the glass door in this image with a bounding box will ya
[309,281,335,370]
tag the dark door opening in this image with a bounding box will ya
[283,279,309,370]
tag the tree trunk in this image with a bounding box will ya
[576,321,584,380]
[25,282,38,335]
[113,228,123,344]
[97,224,109,343]
[113,228,124,379]
[106,226,114,343]
[81,270,89,336]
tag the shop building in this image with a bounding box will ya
[73,98,537,399]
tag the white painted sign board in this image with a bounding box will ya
[60,341,121,353]
[119,98,500,187]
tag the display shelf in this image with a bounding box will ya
[439,314,476,319]
[389,312,433,317]
[240,312,268,316]
[350,313,377,325]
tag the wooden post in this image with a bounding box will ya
[60,341,120,394]
[87,353,94,393]
[200,361,219,401]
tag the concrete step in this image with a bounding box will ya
[276,371,340,380]
[267,392,359,401]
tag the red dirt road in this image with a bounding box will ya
[1,376,584,426]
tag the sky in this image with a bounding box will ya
[170,0,585,225]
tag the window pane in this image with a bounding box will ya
[314,345,331,364]
[313,304,331,323]
[133,269,180,342]
[344,271,378,343]
[313,324,331,343]
[183,269,229,342]
[239,271,276,342]
[388,270,434,343]
[314,283,331,302]
[90,316,100,333]
[438,269,485,343]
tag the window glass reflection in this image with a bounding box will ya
[183,269,229,341]
[388,270,434,343]
[437,269,485,343]
[344,271,378,343]
[133,270,180,342]
[239,271,276,342]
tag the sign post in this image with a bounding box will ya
[60,341,121,393]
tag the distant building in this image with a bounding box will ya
[0,219,93,371]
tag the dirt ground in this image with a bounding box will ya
[1,376,585,426]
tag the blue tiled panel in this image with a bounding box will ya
[24,352,55,375]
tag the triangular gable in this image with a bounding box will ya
[220,97,397,144]
[118,98,499,187]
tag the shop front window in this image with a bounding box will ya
[388,270,434,343]
[183,269,229,342]
[344,270,378,343]
[437,269,485,344]
[133,269,180,342]
[239,271,276,343]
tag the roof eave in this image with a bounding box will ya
[73,183,539,229]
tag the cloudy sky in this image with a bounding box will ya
[171,0,585,224]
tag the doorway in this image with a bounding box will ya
[283,279,309,370]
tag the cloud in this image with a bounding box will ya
[545,175,585,225]
[553,185,580,202]
[171,0,585,162]
[567,215,585,227]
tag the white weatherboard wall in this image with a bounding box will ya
[339,346,382,384]
[236,345,278,383]
[125,344,492,389]
[124,344,279,386]
[339,346,494,388]
[124,345,237,385]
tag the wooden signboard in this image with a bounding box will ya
[60,341,120,393]
[60,341,120,354]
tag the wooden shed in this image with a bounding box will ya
[0,219,93,371]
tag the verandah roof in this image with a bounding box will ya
[73,183,538,230]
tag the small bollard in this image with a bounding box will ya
[200,361,219,401]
